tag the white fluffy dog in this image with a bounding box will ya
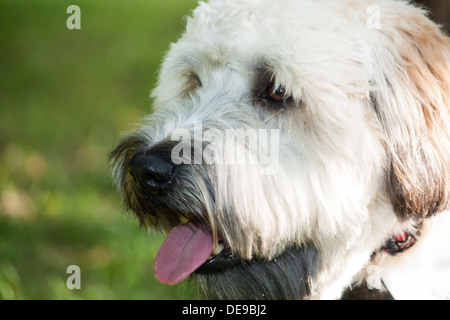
[111,0,450,299]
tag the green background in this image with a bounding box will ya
[0,0,199,299]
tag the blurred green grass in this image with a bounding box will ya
[0,0,199,299]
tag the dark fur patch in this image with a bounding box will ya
[193,244,320,300]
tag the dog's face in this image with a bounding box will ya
[111,0,450,299]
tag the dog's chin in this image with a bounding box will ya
[193,244,320,300]
[130,202,321,299]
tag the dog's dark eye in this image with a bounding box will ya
[264,82,291,103]
[182,72,202,97]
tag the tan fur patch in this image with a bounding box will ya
[386,11,450,220]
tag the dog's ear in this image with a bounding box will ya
[371,7,450,221]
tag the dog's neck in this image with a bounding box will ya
[343,226,422,300]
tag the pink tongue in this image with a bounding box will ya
[154,222,213,285]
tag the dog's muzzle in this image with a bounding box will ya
[116,145,241,284]
[111,139,321,299]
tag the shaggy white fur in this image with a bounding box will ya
[112,0,450,299]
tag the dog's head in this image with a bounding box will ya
[110,0,450,299]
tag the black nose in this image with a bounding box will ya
[128,150,177,192]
